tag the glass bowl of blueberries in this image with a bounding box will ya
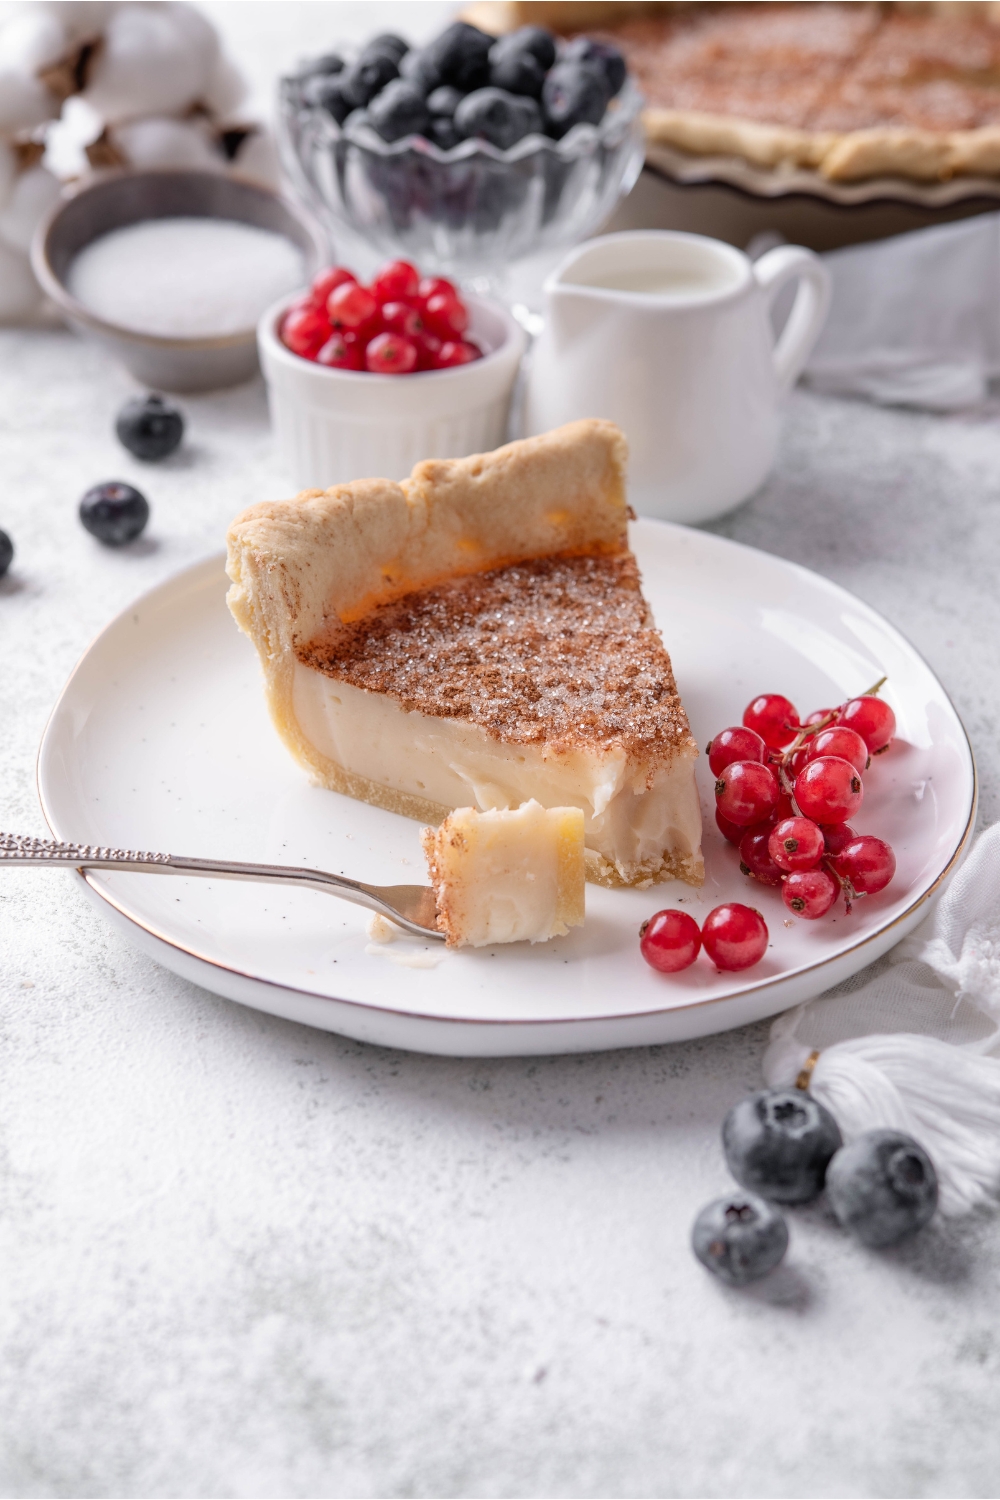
[279,20,645,282]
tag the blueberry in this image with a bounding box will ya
[542,60,609,138]
[0,527,13,578]
[490,26,556,72]
[428,117,461,150]
[454,87,542,149]
[339,51,398,109]
[827,1130,938,1248]
[427,85,463,118]
[399,48,443,95]
[489,46,546,100]
[115,393,184,462]
[560,35,627,97]
[425,21,493,92]
[368,79,429,143]
[362,33,409,65]
[79,482,149,547]
[296,52,345,80]
[692,1193,789,1286]
[302,73,352,123]
[723,1088,843,1204]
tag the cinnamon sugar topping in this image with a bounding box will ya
[298,552,693,760]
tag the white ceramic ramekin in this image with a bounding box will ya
[257,291,527,489]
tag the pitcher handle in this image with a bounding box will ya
[753,245,832,396]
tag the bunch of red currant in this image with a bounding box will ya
[280,259,482,375]
[712,685,897,921]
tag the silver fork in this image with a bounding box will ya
[0,832,444,940]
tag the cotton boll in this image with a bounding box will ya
[0,66,59,133]
[201,49,247,117]
[0,237,44,323]
[42,93,104,179]
[111,116,223,172]
[0,8,70,73]
[0,142,17,214]
[230,128,281,189]
[83,2,218,123]
[0,164,60,254]
[32,2,114,46]
[164,1,220,79]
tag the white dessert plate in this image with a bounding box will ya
[37,522,976,1057]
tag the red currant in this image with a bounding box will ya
[782,867,839,919]
[805,707,838,728]
[821,822,856,856]
[434,339,481,368]
[424,290,469,339]
[840,695,896,754]
[806,726,869,775]
[768,817,824,872]
[785,746,809,779]
[743,693,800,752]
[365,332,418,374]
[715,760,779,827]
[413,330,443,371]
[831,836,896,896]
[380,300,424,337]
[739,826,784,887]
[772,790,795,825]
[702,904,768,972]
[639,909,702,973]
[311,265,356,305]
[793,755,863,824]
[315,332,362,370]
[370,259,420,303]
[281,300,331,358]
[418,275,458,302]
[328,280,379,330]
[707,726,766,777]
[715,807,746,846]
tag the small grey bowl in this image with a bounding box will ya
[32,168,328,393]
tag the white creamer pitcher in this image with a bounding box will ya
[523,230,831,524]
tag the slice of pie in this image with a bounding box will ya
[421,801,586,946]
[226,419,703,889]
[469,1,1000,183]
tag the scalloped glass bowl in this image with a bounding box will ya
[278,80,645,280]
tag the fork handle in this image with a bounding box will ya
[0,832,441,939]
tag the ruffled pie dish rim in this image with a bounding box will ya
[644,137,1000,210]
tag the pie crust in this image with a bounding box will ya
[467,1,1000,183]
[226,419,703,889]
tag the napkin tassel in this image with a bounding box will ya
[763,1006,1000,1217]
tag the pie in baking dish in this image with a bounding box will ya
[226,419,703,889]
[470,1,1000,182]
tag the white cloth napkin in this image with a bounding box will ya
[802,212,1000,410]
[763,822,1000,1216]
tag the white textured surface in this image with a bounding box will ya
[4,334,1000,1500]
[3,5,1000,1496]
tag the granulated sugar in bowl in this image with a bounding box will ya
[67,217,305,338]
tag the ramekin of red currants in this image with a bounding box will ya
[257,257,526,490]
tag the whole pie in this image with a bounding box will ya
[471,1,1000,182]
[226,419,704,889]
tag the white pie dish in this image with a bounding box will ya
[257,289,527,490]
[36,520,976,1058]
